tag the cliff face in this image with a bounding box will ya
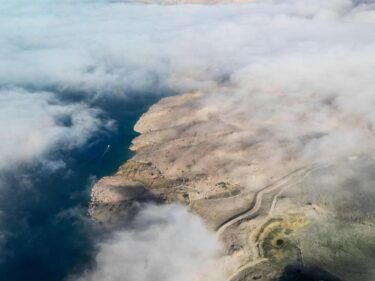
[90,92,375,281]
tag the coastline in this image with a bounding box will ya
[89,91,375,281]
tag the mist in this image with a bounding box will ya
[73,204,224,281]
[1,0,375,280]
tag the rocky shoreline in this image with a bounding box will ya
[90,92,375,281]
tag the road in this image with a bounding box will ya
[217,165,322,281]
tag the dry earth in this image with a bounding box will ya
[90,92,375,281]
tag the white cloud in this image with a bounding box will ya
[1,0,375,280]
[74,204,224,281]
[0,88,114,170]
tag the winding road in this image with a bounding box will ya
[217,164,323,281]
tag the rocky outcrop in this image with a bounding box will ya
[90,92,375,281]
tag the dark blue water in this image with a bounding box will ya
[0,92,161,281]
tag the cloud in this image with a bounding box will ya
[0,88,115,171]
[1,0,375,280]
[73,204,224,281]
[2,0,375,101]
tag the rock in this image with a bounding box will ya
[90,92,375,281]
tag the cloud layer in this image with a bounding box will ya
[1,0,375,280]
[0,88,115,171]
[74,204,224,281]
[2,0,375,170]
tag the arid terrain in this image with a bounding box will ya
[4,0,375,281]
[90,91,375,281]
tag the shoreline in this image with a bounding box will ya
[90,91,375,281]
